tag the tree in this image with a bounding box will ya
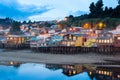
[57,21,70,29]
[9,21,21,34]
[23,21,27,24]
[95,0,104,17]
[89,2,96,17]
[103,6,109,17]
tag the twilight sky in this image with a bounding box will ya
[0,0,118,21]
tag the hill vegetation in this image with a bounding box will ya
[59,0,120,29]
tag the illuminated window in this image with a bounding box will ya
[69,70,72,75]
[104,40,107,43]
[69,35,72,39]
[107,72,109,76]
[102,40,104,43]
[89,71,92,75]
[99,70,101,74]
[110,72,112,76]
[104,71,107,75]
[118,37,120,40]
[73,70,76,74]
[102,71,104,74]
[10,37,13,40]
[107,40,110,43]
[99,40,102,43]
[110,39,113,43]
[117,75,120,78]
[73,36,76,40]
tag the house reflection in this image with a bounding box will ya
[0,61,22,68]
[45,63,120,79]
[88,66,120,80]
[45,64,62,71]
[62,64,84,76]
[45,64,86,76]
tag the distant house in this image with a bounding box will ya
[96,31,113,47]
[4,35,33,48]
[62,64,83,76]
[109,25,120,47]
[61,33,85,47]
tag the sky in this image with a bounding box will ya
[0,0,118,21]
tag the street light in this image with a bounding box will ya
[83,23,90,29]
[98,22,103,29]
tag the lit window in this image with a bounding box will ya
[118,37,120,40]
[107,40,109,43]
[102,71,104,74]
[104,71,107,75]
[102,40,104,43]
[110,39,113,43]
[117,75,120,78]
[73,36,76,40]
[110,72,112,76]
[10,37,13,40]
[69,35,72,39]
[89,71,92,75]
[107,72,109,76]
[99,70,101,74]
[104,40,107,43]
[99,40,102,43]
[73,70,76,74]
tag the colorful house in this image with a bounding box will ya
[4,35,33,48]
[96,31,113,47]
[61,33,85,47]
[62,64,83,76]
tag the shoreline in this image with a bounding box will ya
[0,49,119,65]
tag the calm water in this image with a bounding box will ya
[0,62,120,80]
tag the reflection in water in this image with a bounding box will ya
[0,62,120,80]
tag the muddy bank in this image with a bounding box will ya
[0,49,119,64]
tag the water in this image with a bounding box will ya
[0,62,120,80]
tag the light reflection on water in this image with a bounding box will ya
[0,62,120,80]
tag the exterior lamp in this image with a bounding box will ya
[99,22,103,29]
[84,23,89,29]
[69,28,72,31]
[104,40,107,43]
[117,75,120,78]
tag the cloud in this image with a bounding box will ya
[0,0,52,21]
[0,0,118,21]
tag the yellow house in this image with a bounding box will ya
[84,37,97,47]
[62,34,84,47]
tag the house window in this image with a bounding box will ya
[104,40,107,43]
[107,40,109,43]
[102,40,104,43]
[110,39,113,43]
[118,37,120,40]
[73,36,76,40]
[69,35,72,39]
[99,40,102,43]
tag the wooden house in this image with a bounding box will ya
[95,66,120,80]
[109,26,120,48]
[4,35,33,48]
[96,31,114,53]
[62,64,83,76]
[96,31,113,47]
[61,33,85,47]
